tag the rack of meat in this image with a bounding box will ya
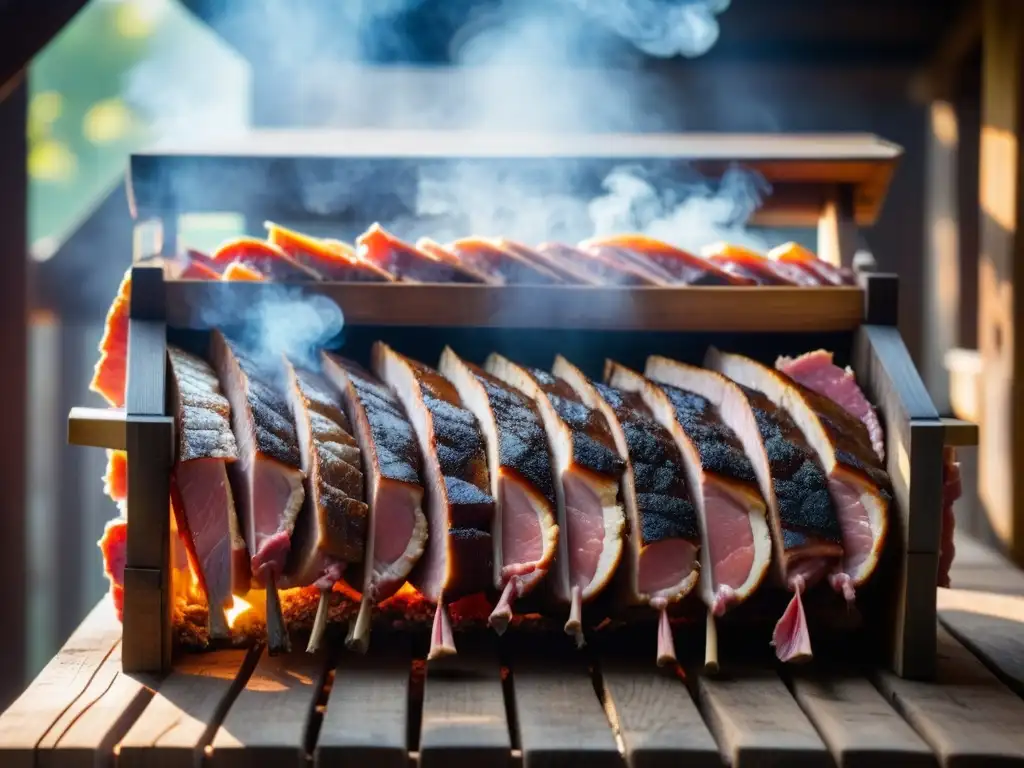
[66,130,974,682]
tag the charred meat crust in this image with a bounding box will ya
[737,383,842,544]
[787,378,893,498]
[290,366,368,563]
[447,527,494,599]
[592,382,699,543]
[168,346,237,462]
[472,367,557,507]
[331,357,422,486]
[656,382,756,484]
[527,368,624,477]
[215,336,302,470]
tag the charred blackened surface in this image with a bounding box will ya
[739,384,841,544]
[475,369,556,507]
[594,382,699,543]
[168,346,236,462]
[529,368,624,477]
[342,360,422,486]
[789,379,893,498]
[445,475,495,530]
[219,336,301,470]
[656,382,756,483]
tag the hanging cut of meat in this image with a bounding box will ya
[221,262,266,281]
[494,238,598,285]
[167,345,248,640]
[415,238,495,284]
[537,242,664,286]
[702,349,845,662]
[702,242,820,286]
[211,237,321,281]
[90,269,131,407]
[321,353,427,652]
[486,353,626,646]
[557,356,700,665]
[581,234,748,286]
[103,449,128,502]
[373,342,495,659]
[177,249,222,280]
[209,331,305,653]
[776,349,885,461]
[98,517,127,621]
[939,446,960,588]
[265,222,395,282]
[281,358,368,652]
[718,351,892,604]
[439,347,560,634]
[358,224,485,283]
[635,357,773,618]
[446,237,563,285]
[767,242,857,286]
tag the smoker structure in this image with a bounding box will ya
[68,130,968,680]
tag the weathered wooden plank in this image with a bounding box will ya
[948,533,1024,595]
[600,660,719,768]
[419,650,511,768]
[513,656,622,768]
[875,627,1024,765]
[938,588,1024,698]
[789,671,935,768]
[696,667,829,768]
[118,648,257,768]
[36,642,157,768]
[315,650,410,768]
[0,598,120,768]
[208,648,329,768]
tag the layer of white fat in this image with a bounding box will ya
[373,345,447,603]
[638,358,772,606]
[710,349,888,587]
[485,353,572,604]
[439,347,503,590]
[554,356,639,601]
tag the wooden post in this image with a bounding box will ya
[0,74,27,710]
[979,0,1024,564]
[854,275,944,680]
[122,266,174,673]
[817,185,858,267]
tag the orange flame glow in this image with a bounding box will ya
[225,596,253,629]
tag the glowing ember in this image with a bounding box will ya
[225,596,253,629]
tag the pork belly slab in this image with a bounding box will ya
[322,353,427,652]
[210,331,305,653]
[486,354,626,645]
[700,349,845,662]
[374,343,495,659]
[281,359,368,651]
[537,242,663,286]
[627,359,772,619]
[557,357,700,665]
[447,237,563,284]
[266,221,394,282]
[702,242,820,286]
[167,345,248,640]
[717,351,892,603]
[580,234,745,286]
[767,242,857,286]
[439,347,560,634]
[358,224,485,283]
[495,238,598,285]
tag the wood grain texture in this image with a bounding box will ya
[119,648,257,768]
[979,0,1024,565]
[600,660,719,768]
[789,671,935,768]
[938,588,1024,700]
[875,627,1024,766]
[316,651,410,768]
[420,651,511,768]
[0,598,120,768]
[817,185,858,267]
[35,641,157,768]
[66,406,127,450]
[208,649,328,768]
[696,668,829,768]
[165,282,865,332]
[513,657,623,768]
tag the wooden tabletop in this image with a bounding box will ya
[3,532,1024,768]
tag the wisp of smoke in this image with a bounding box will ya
[588,163,774,252]
[198,285,344,377]
[566,0,731,59]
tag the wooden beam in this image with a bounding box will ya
[979,0,1024,564]
[909,1,983,103]
[0,77,27,710]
